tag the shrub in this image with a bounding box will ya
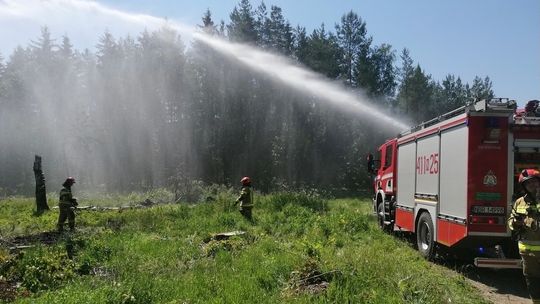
[202,236,247,257]
[266,191,328,213]
[105,280,155,304]
[76,240,112,275]
[2,247,76,293]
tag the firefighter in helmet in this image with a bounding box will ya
[57,177,78,232]
[508,169,540,303]
[525,100,540,117]
[234,176,253,221]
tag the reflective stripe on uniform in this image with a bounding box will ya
[519,241,540,252]
[245,189,253,208]
[516,206,529,214]
[522,240,540,245]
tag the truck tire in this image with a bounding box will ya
[416,212,435,260]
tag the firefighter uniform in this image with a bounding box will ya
[509,194,540,303]
[57,185,77,232]
[236,186,253,221]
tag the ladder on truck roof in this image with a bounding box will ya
[399,98,517,137]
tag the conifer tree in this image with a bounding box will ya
[335,11,368,85]
[228,0,257,43]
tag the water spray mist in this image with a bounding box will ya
[1,0,410,131]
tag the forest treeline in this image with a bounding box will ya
[0,0,494,196]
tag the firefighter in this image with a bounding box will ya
[234,176,253,222]
[57,177,78,232]
[525,100,540,117]
[509,169,540,303]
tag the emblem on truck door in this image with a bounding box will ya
[483,170,497,187]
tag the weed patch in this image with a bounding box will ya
[284,258,338,296]
[104,280,156,304]
[0,246,76,293]
[202,234,249,257]
[265,191,328,213]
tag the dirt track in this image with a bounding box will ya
[464,268,530,304]
[393,230,531,303]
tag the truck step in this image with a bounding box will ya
[474,258,522,269]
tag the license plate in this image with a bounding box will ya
[472,206,505,214]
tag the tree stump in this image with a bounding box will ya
[33,155,49,214]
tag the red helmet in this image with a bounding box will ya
[519,169,540,184]
[63,177,76,187]
[240,176,251,186]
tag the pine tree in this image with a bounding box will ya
[0,52,5,77]
[303,24,341,78]
[31,26,56,63]
[369,43,397,97]
[398,64,433,123]
[267,5,292,54]
[254,2,270,46]
[335,11,368,85]
[439,74,467,113]
[293,26,309,62]
[96,31,119,68]
[353,43,396,98]
[0,52,5,99]
[59,35,73,60]
[227,0,258,43]
[399,48,414,83]
[200,9,218,35]
[469,76,494,100]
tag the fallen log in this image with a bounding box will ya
[51,199,159,212]
[8,245,35,253]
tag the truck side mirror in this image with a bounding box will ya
[366,153,375,174]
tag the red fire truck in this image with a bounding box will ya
[370,99,540,267]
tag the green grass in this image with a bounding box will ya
[0,192,488,303]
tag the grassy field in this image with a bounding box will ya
[0,190,488,303]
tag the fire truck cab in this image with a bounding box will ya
[371,99,540,266]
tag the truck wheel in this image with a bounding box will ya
[377,203,384,229]
[377,203,393,233]
[416,212,435,260]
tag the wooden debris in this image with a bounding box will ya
[52,199,159,212]
[284,259,340,296]
[8,245,36,253]
[0,231,61,252]
[210,231,246,242]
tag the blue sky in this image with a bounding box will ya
[1,0,538,104]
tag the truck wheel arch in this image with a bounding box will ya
[414,209,429,233]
